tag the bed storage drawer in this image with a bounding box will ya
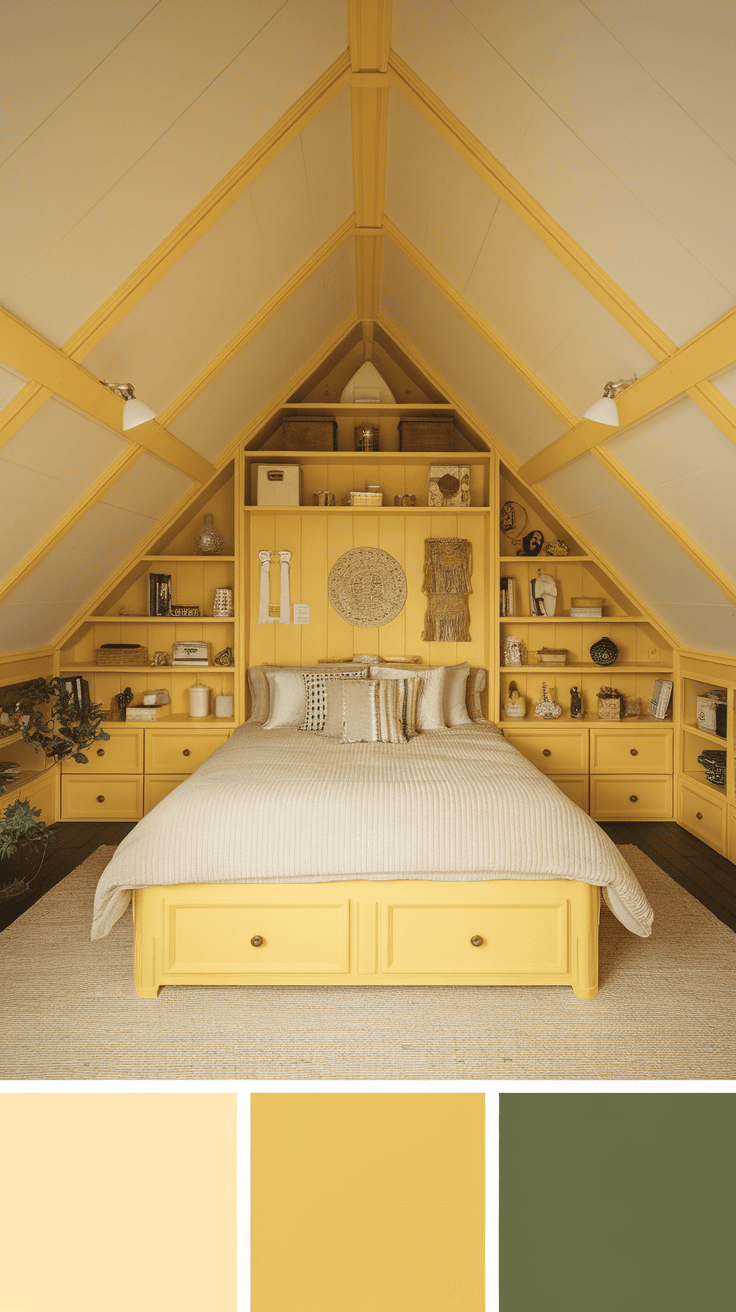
[147,730,231,774]
[589,728,673,774]
[502,729,588,774]
[60,726,143,774]
[382,897,569,976]
[161,893,351,977]
[61,775,143,820]
[589,775,672,820]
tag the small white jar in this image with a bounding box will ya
[188,684,210,718]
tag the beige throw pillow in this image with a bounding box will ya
[370,665,446,731]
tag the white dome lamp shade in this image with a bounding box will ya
[101,381,156,430]
[582,378,636,427]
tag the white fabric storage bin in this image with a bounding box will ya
[253,465,302,506]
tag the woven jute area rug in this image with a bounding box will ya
[1,844,734,1081]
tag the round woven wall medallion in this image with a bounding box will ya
[328,548,407,628]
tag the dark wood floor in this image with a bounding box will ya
[2,819,735,936]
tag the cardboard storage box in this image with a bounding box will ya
[253,464,302,506]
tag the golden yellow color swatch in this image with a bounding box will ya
[0,1093,236,1312]
[251,1092,485,1312]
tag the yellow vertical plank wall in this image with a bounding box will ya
[251,1091,485,1312]
[0,1092,237,1312]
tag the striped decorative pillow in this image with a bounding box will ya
[298,669,367,733]
[340,677,420,744]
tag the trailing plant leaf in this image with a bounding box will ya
[0,677,110,793]
[0,798,56,868]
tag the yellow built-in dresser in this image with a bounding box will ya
[676,654,736,857]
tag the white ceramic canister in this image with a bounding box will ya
[215,694,233,719]
[188,684,210,718]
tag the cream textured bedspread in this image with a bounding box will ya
[91,722,653,939]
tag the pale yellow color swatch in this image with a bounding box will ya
[251,1091,485,1312]
[0,1093,236,1312]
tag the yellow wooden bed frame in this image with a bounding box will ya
[132,875,599,999]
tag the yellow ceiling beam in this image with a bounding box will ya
[519,305,736,484]
[0,449,142,608]
[382,217,578,428]
[388,51,674,363]
[378,312,680,649]
[349,1,391,358]
[0,305,214,483]
[158,217,356,427]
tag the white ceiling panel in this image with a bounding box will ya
[1,0,347,345]
[83,95,352,416]
[453,0,736,295]
[0,1,156,163]
[391,0,538,172]
[381,241,566,461]
[649,603,736,655]
[99,454,193,519]
[385,91,500,291]
[606,398,736,488]
[0,465,82,581]
[393,0,735,345]
[169,240,356,460]
[0,397,127,481]
[298,87,354,246]
[0,603,78,653]
[0,364,29,410]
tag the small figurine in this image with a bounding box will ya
[503,636,526,666]
[535,682,562,719]
[530,571,558,617]
[505,682,526,718]
[544,539,569,556]
[151,651,171,666]
[115,687,134,722]
[570,686,583,719]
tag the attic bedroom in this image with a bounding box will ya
[1,0,734,1082]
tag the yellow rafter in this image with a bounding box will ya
[0,305,214,483]
[520,305,736,484]
[349,0,391,357]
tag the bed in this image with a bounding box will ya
[91,665,652,1000]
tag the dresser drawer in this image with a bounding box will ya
[147,730,230,774]
[144,775,187,814]
[503,729,588,774]
[678,779,727,854]
[163,898,350,976]
[548,774,589,812]
[590,728,673,774]
[61,775,143,820]
[61,726,143,774]
[590,775,673,821]
[382,901,568,976]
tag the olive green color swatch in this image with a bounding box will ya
[500,1092,734,1312]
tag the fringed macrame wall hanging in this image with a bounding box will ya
[421,538,472,642]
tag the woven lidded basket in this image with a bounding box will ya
[537,647,567,665]
[96,646,149,666]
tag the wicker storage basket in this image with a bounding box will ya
[96,646,149,666]
[398,418,457,451]
[272,416,337,451]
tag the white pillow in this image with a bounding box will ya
[264,667,367,729]
[370,665,446,731]
[248,664,360,723]
[443,662,472,726]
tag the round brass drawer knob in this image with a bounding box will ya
[629,795,638,803]
[97,795,105,803]
[97,748,105,757]
[542,749,551,757]
[182,749,191,757]
[250,935,264,947]
[696,812,703,820]
[630,748,638,756]
[470,935,483,947]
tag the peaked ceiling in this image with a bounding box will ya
[1,0,735,655]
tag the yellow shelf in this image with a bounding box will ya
[682,722,728,747]
[245,448,487,464]
[61,664,235,673]
[142,555,235,562]
[102,714,236,727]
[501,663,673,673]
[499,713,672,727]
[498,615,643,623]
[244,504,488,514]
[88,615,234,623]
[499,555,593,562]
[681,768,727,797]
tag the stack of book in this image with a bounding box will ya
[649,679,674,719]
[499,577,517,616]
[61,676,91,717]
[149,573,172,616]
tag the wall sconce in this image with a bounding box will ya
[582,378,636,427]
[101,381,156,431]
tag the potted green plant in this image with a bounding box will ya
[0,796,56,900]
